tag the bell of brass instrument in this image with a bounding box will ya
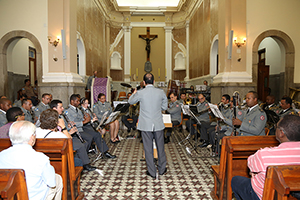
[61,111,85,143]
[185,97,192,105]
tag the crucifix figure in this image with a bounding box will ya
[139,27,158,61]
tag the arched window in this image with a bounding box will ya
[110,51,122,70]
[174,52,185,70]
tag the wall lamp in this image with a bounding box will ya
[233,37,246,48]
[48,36,60,47]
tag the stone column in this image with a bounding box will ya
[123,26,132,82]
[106,22,110,77]
[164,26,173,82]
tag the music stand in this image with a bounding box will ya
[114,103,130,113]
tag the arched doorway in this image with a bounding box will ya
[252,30,295,100]
[0,30,42,100]
[210,34,219,77]
[77,31,86,78]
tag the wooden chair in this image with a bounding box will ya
[265,127,270,136]
[0,169,29,200]
[118,91,126,101]
[263,165,300,200]
[211,137,228,200]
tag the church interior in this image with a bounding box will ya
[1,0,300,199]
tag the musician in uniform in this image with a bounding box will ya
[179,93,186,105]
[33,93,51,119]
[128,73,168,179]
[0,98,12,127]
[276,96,297,118]
[261,95,278,110]
[121,93,138,133]
[20,98,34,123]
[93,93,120,144]
[231,91,267,136]
[165,92,182,143]
[13,94,27,108]
[186,93,210,144]
[65,94,116,159]
[50,100,97,171]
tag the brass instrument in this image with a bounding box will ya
[289,87,300,110]
[185,97,192,105]
[233,91,240,136]
[61,111,85,143]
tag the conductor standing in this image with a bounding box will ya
[128,73,168,179]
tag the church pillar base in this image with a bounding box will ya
[210,82,255,103]
[39,82,85,107]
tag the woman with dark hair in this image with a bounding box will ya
[93,93,120,144]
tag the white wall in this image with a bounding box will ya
[0,0,48,74]
[246,0,300,82]
[258,37,284,75]
[7,38,35,75]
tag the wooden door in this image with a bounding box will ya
[257,49,269,102]
[28,47,36,85]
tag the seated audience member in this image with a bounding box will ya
[0,107,24,138]
[231,115,300,200]
[0,121,63,200]
[276,96,297,118]
[21,98,34,123]
[36,109,84,167]
[0,98,12,127]
[121,93,138,133]
[165,92,181,143]
[21,79,38,106]
[50,100,97,171]
[94,93,120,144]
[13,93,27,108]
[229,91,267,136]
[34,93,51,120]
[65,94,116,158]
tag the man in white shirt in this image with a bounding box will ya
[0,121,63,200]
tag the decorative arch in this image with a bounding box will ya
[252,30,295,95]
[110,51,122,70]
[210,34,219,76]
[0,30,42,97]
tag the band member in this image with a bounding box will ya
[229,91,267,136]
[34,93,51,119]
[121,93,138,133]
[65,94,116,159]
[129,73,168,179]
[261,95,278,110]
[20,98,34,123]
[165,92,182,143]
[276,96,297,118]
[50,100,97,171]
[93,93,120,144]
[179,93,186,104]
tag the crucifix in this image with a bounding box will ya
[139,27,158,61]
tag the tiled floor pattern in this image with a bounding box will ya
[81,130,219,200]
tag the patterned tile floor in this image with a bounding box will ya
[81,130,219,200]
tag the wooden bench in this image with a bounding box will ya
[0,138,83,200]
[211,137,228,200]
[210,135,279,200]
[0,169,29,200]
[263,165,300,200]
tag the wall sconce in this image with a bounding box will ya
[48,36,60,47]
[233,37,246,48]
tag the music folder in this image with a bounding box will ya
[189,105,198,115]
[104,111,121,125]
[113,102,130,114]
[208,103,225,120]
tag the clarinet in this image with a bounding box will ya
[232,91,240,136]
[61,112,85,143]
[86,106,101,130]
[78,106,100,132]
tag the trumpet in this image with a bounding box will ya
[61,111,85,143]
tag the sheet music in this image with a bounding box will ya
[104,111,120,125]
[208,103,225,120]
[113,101,127,108]
[162,114,172,123]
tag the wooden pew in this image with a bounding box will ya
[0,139,68,200]
[211,137,228,200]
[210,136,279,200]
[263,165,300,200]
[225,135,279,200]
[0,169,29,200]
[66,139,84,200]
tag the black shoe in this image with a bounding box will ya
[83,164,96,171]
[140,139,143,143]
[146,171,156,179]
[127,128,131,133]
[133,127,137,130]
[104,152,116,159]
[164,137,170,144]
[159,168,167,175]
[198,141,209,148]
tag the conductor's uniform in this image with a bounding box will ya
[128,85,168,177]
